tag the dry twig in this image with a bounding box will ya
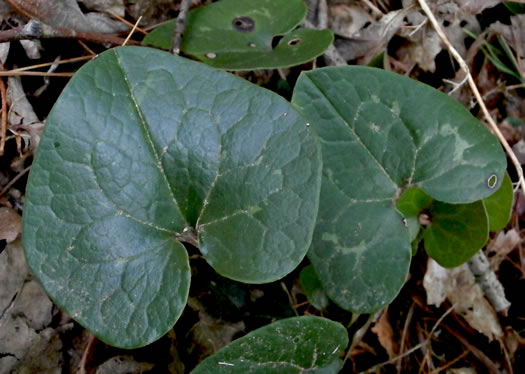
[417,0,525,195]
[0,19,138,46]
[172,0,192,55]
[0,76,6,156]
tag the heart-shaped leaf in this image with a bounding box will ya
[423,200,489,268]
[23,46,322,348]
[191,316,348,373]
[142,0,333,70]
[292,66,506,312]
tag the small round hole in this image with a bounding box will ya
[287,38,302,46]
[248,42,256,48]
[206,52,217,59]
[487,174,498,189]
[232,16,255,32]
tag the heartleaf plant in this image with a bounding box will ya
[292,66,508,313]
[23,46,322,348]
[142,0,334,70]
[23,49,508,353]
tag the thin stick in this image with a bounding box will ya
[417,0,525,195]
[396,302,415,373]
[360,305,455,373]
[122,16,143,46]
[0,71,74,77]
[9,55,93,73]
[0,19,139,46]
[108,11,147,35]
[0,166,31,197]
[172,0,192,54]
[77,40,97,56]
[0,76,6,155]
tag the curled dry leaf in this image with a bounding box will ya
[95,356,155,374]
[7,76,44,151]
[0,241,62,373]
[486,229,521,271]
[400,0,480,72]
[491,15,525,79]
[370,309,397,359]
[424,259,503,341]
[0,206,21,243]
[334,9,406,62]
[80,0,125,17]
[328,3,373,38]
[7,0,127,33]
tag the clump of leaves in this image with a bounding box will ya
[23,47,509,352]
[142,0,333,70]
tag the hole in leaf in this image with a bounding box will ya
[206,52,217,59]
[232,16,255,32]
[271,35,284,49]
[54,141,61,148]
[287,38,302,46]
[248,42,256,48]
[487,174,498,188]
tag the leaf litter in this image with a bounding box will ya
[0,0,525,372]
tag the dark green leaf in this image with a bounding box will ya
[142,0,333,70]
[397,187,433,241]
[483,172,513,232]
[191,316,348,373]
[299,265,329,310]
[292,66,506,312]
[423,200,489,268]
[23,46,322,348]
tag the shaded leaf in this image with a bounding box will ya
[23,46,322,348]
[299,264,329,310]
[423,201,489,268]
[143,0,333,70]
[191,316,347,374]
[292,66,506,312]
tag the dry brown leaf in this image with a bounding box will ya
[399,0,480,72]
[80,0,125,17]
[0,241,63,373]
[491,15,525,79]
[454,0,503,14]
[0,206,21,243]
[335,9,407,63]
[7,0,128,33]
[371,309,397,359]
[328,3,373,38]
[95,356,155,374]
[423,259,503,341]
[7,76,44,151]
[486,229,521,271]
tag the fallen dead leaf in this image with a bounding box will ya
[7,76,45,152]
[7,0,128,33]
[371,309,397,359]
[0,241,64,373]
[335,9,407,63]
[328,3,373,38]
[95,356,154,374]
[486,229,521,271]
[423,259,503,341]
[0,206,21,243]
